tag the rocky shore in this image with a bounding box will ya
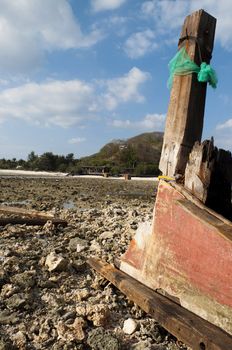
[0,177,190,350]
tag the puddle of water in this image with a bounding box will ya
[63,200,76,209]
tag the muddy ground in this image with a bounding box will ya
[0,176,190,350]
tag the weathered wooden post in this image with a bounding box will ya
[159,10,216,177]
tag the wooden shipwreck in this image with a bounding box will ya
[88,10,232,350]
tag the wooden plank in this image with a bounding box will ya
[88,257,232,350]
[0,217,67,227]
[159,10,216,177]
[184,139,215,202]
[0,205,54,219]
[176,198,232,241]
[171,181,232,226]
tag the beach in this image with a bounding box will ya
[0,176,189,350]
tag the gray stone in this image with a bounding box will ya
[38,279,57,289]
[11,271,36,288]
[62,311,76,321]
[87,327,120,350]
[69,238,88,253]
[5,293,27,310]
[45,252,68,272]
[131,342,167,350]
[131,341,152,350]
[89,240,101,252]
[0,310,19,325]
[99,231,114,240]
[12,331,27,348]
[71,258,86,272]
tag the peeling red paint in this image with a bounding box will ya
[155,182,232,307]
[120,180,232,334]
[122,238,145,269]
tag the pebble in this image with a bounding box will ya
[5,293,27,310]
[69,237,88,252]
[99,231,114,240]
[71,258,86,271]
[87,327,120,350]
[62,311,76,321]
[11,270,36,288]
[123,318,138,334]
[12,331,27,348]
[45,251,68,272]
[0,310,19,325]
[75,288,90,301]
[72,317,86,340]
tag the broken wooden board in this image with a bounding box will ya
[0,205,55,219]
[0,217,67,227]
[159,10,216,177]
[184,139,215,202]
[184,141,232,219]
[172,181,232,229]
[88,257,232,350]
[119,180,232,336]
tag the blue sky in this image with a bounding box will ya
[0,0,232,160]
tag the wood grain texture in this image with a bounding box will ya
[88,257,232,350]
[159,10,216,177]
[0,205,54,219]
[184,139,215,202]
[119,181,232,335]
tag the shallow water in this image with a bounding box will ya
[63,200,76,209]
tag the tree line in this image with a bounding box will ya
[0,151,79,173]
[0,150,160,176]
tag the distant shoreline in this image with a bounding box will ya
[0,169,67,177]
[0,169,158,181]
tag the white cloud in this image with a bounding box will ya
[214,132,232,151]
[92,0,127,12]
[216,119,232,130]
[214,118,232,151]
[0,68,150,127]
[124,29,157,58]
[68,137,86,144]
[141,0,188,30]
[111,119,131,128]
[102,67,150,110]
[190,0,232,50]
[140,113,165,129]
[108,16,128,25]
[141,0,232,50]
[90,15,129,39]
[0,0,103,73]
[111,113,165,130]
[0,80,95,128]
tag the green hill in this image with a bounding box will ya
[79,132,163,176]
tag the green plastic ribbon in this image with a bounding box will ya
[168,47,218,89]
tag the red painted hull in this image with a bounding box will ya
[120,180,232,335]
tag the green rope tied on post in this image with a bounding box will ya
[167,47,218,89]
